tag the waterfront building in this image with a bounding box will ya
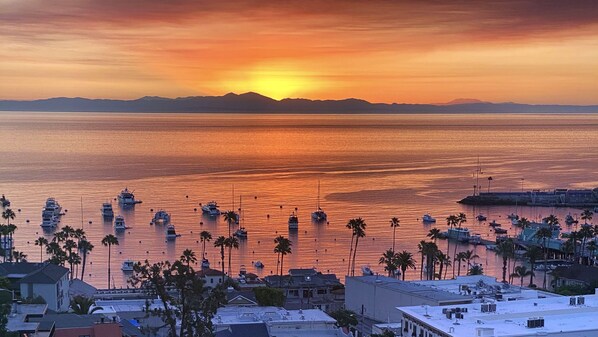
[552,264,598,289]
[399,290,598,337]
[197,267,227,288]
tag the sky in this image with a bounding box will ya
[2,0,598,104]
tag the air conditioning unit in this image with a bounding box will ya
[488,304,497,312]
[527,317,545,328]
[570,297,577,306]
[578,296,585,305]
[481,304,489,313]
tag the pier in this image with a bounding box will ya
[459,187,598,207]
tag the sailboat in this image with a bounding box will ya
[234,195,248,238]
[311,180,327,222]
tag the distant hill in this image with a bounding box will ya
[1,92,598,113]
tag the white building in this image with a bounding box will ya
[399,290,598,337]
[16,263,70,312]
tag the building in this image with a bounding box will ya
[552,264,598,288]
[29,314,127,337]
[0,262,70,312]
[399,290,598,337]
[213,306,350,337]
[264,268,344,311]
[5,303,47,335]
[197,267,227,288]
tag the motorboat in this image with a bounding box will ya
[114,215,126,231]
[201,201,221,217]
[361,265,374,276]
[0,194,10,207]
[445,227,471,243]
[150,210,171,226]
[101,202,114,219]
[476,214,487,221]
[234,227,248,238]
[44,198,63,217]
[507,213,519,220]
[488,220,501,227]
[422,214,436,223]
[254,261,264,269]
[565,214,578,225]
[117,188,142,206]
[201,258,210,269]
[288,212,299,230]
[121,259,135,272]
[469,233,482,245]
[311,180,327,222]
[40,198,62,228]
[40,211,58,228]
[494,227,508,234]
[166,224,180,239]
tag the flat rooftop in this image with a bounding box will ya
[214,306,336,325]
[399,292,598,336]
[94,298,166,313]
[349,275,469,303]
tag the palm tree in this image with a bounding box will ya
[0,224,6,262]
[579,225,594,263]
[101,234,119,289]
[214,236,227,283]
[346,220,355,276]
[581,209,593,225]
[347,218,367,277]
[274,236,292,280]
[417,240,426,280]
[63,239,78,280]
[2,208,16,262]
[427,228,442,243]
[511,265,534,287]
[496,239,515,283]
[34,236,48,262]
[78,239,94,282]
[180,249,197,268]
[451,213,467,278]
[223,210,238,236]
[468,264,484,275]
[12,250,27,262]
[224,236,239,276]
[517,217,531,228]
[535,227,553,289]
[445,215,458,263]
[525,246,543,287]
[462,250,479,270]
[70,295,102,315]
[395,250,416,281]
[454,251,467,277]
[379,249,398,277]
[389,217,400,253]
[587,241,597,265]
[435,251,450,280]
[199,231,212,262]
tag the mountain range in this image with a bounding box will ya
[2,92,598,113]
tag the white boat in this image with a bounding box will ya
[114,215,126,231]
[44,197,63,217]
[166,224,179,239]
[121,259,135,272]
[101,202,114,219]
[150,210,171,226]
[234,227,248,238]
[40,211,58,228]
[254,261,264,268]
[0,194,10,207]
[469,233,482,245]
[288,212,299,230]
[445,227,471,242]
[311,180,327,222]
[201,258,210,269]
[201,201,221,216]
[40,198,62,228]
[117,187,142,206]
[361,265,374,276]
[422,214,436,223]
[476,214,487,221]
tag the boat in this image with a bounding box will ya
[44,198,63,217]
[233,196,247,238]
[445,227,471,242]
[101,202,114,219]
[288,212,299,230]
[234,227,248,238]
[494,227,508,234]
[117,187,142,206]
[361,265,374,276]
[150,210,171,226]
[114,215,126,231]
[507,213,519,220]
[488,220,501,227]
[201,201,221,216]
[166,224,180,239]
[201,258,210,269]
[40,198,62,228]
[565,214,578,225]
[254,261,264,268]
[469,233,482,245]
[476,214,487,221]
[121,259,135,272]
[422,214,436,223]
[0,194,10,207]
[40,211,58,228]
[311,180,328,222]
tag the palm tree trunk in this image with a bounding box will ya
[457,260,462,276]
[347,234,354,276]
[420,253,425,280]
[81,251,87,281]
[402,267,407,281]
[392,227,396,253]
[220,246,225,284]
[228,247,232,276]
[351,237,360,276]
[40,246,43,262]
[107,245,111,289]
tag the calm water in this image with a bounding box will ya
[2,112,598,288]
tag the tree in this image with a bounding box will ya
[389,217,400,253]
[63,239,78,280]
[78,239,94,282]
[181,249,197,268]
[525,246,543,287]
[214,236,227,283]
[379,249,398,277]
[200,231,212,262]
[462,250,479,270]
[510,266,534,287]
[395,250,416,281]
[224,236,239,276]
[222,210,238,236]
[417,241,426,280]
[454,252,466,277]
[34,237,48,262]
[11,251,27,262]
[253,287,284,307]
[496,239,515,283]
[587,241,597,265]
[1,209,16,262]
[130,252,226,337]
[451,213,467,278]
[347,218,366,276]
[70,296,102,314]
[101,234,119,289]
[517,217,531,228]
[468,264,484,275]
[329,309,358,329]
[274,236,292,279]
[427,228,442,243]
[435,251,450,280]
[536,227,553,288]
[581,209,593,225]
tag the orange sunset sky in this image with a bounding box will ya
[2,0,598,104]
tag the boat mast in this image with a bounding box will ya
[317,180,321,210]
[80,196,84,230]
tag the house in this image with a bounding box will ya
[552,264,598,288]
[0,262,70,312]
[29,313,143,337]
[197,268,227,288]
[264,268,344,311]
[226,289,258,307]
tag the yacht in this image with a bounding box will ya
[121,259,135,272]
[201,201,221,216]
[422,214,436,223]
[101,202,114,219]
[117,188,142,206]
[254,261,264,269]
[288,212,299,230]
[40,212,58,228]
[488,220,501,227]
[476,214,487,221]
[469,233,482,245]
[44,198,63,217]
[151,210,171,226]
[166,224,180,239]
[0,194,10,207]
[494,227,508,234]
[445,227,471,243]
[311,180,327,222]
[234,227,248,238]
[201,258,210,269]
[114,215,126,231]
[361,265,374,276]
